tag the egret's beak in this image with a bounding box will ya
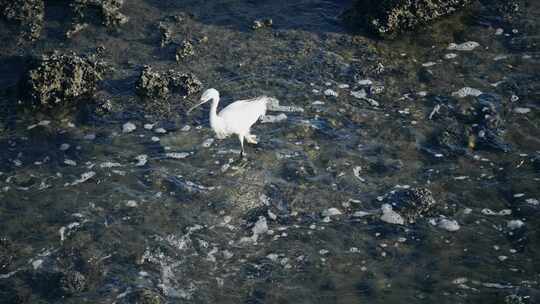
[187,100,207,115]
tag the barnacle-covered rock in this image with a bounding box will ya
[343,0,471,38]
[25,51,106,108]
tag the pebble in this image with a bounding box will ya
[507,220,525,230]
[83,133,96,140]
[525,198,539,205]
[166,152,191,159]
[64,159,77,166]
[154,128,167,134]
[181,125,191,132]
[380,204,404,225]
[100,162,121,168]
[482,208,512,216]
[352,211,372,218]
[122,122,136,133]
[60,143,71,151]
[322,208,342,217]
[351,90,367,99]
[447,41,480,51]
[151,136,160,142]
[357,79,373,86]
[144,123,154,130]
[261,113,287,123]
[452,87,483,98]
[135,154,148,166]
[251,216,268,242]
[444,53,458,59]
[202,138,214,148]
[69,171,96,186]
[513,107,531,114]
[495,28,504,35]
[437,218,461,232]
[422,61,437,67]
[126,200,138,207]
[338,84,349,89]
[324,89,338,97]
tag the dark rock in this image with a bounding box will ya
[431,122,469,156]
[127,289,163,304]
[343,0,471,38]
[469,93,511,152]
[282,160,317,182]
[0,0,44,41]
[59,270,86,295]
[11,172,37,187]
[158,22,172,48]
[0,238,16,273]
[383,188,437,223]
[0,280,30,304]
[24,51,106,109]
[71,0,129,28]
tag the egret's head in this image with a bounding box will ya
[187,88,219,114]
[200,88,219,103]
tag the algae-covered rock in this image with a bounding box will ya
[0,0,44,41]
[25,51,106,108]
[136,65,170,100]
[136,65,202,100]
[383,187,437,223]
[71,0,129,28]
[344,0,471,38]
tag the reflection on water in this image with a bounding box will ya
[0,1,539,303]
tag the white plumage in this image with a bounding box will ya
[188,88,270,157]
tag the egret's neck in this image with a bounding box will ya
[209,97,221,129]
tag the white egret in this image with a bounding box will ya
[188,88,270,157]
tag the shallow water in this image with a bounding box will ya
[0,1,539,303]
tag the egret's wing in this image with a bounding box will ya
[218,96,268,132]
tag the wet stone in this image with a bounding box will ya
[383,188,437,223]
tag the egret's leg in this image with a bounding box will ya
[245,134,258,144]
[239,134,245,158]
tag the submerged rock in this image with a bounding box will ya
[343,0,471,38]
[0,238,16,273]
[383,188,437,223]
[0,0,44,41]
[24,51,106,108]
[126,288,163,304]
[59,270,86,295]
